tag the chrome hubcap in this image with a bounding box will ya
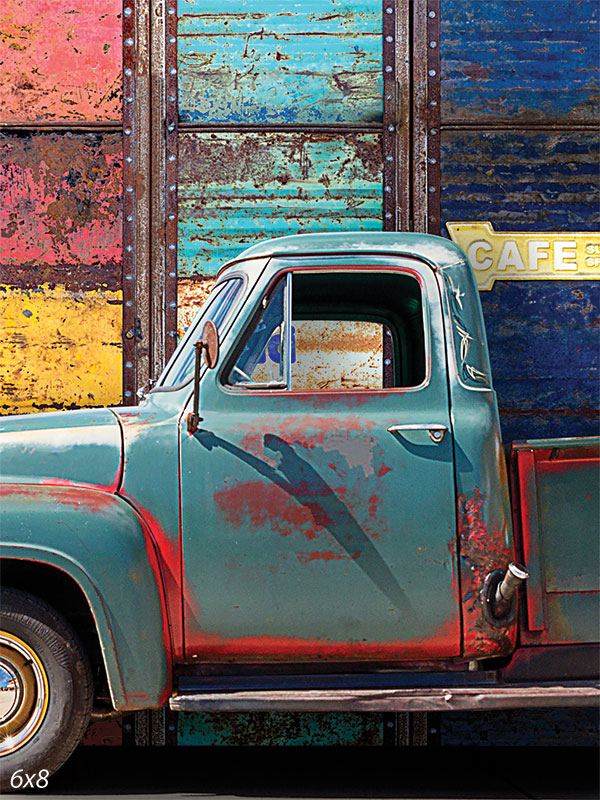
[0,632,49,757]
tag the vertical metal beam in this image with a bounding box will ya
[412,0,441,234]
[383,0,410,231]
[150,0,179,382]
[123,0,151,402]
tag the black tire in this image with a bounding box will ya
[0,588,93,792]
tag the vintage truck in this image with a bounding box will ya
[1,232,598,788]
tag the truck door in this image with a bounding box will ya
[180,259,460,661]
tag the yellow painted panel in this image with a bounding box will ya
[0,284,122,415]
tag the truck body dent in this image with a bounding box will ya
[0,483,171,710]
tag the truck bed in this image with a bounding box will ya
[511,437,600,645]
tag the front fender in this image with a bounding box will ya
[0,484,171,710]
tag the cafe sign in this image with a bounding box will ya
[446,221,600,290]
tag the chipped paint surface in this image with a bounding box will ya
[0,133,122,277]
[0,0,122,122]
[178,0,382,124]
[178,131,383,276]
[177,711,384,745]
[440,0,599,123]
[0,284,122,414]
[177,276,215,336]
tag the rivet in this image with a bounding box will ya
[124,127,132,135]
[385,6,393,12]
[168,301,177,309]
[385,36,393,42]
[385,155,393,162]
[169,67,177,75]
[126,300,133,307]
[168,35,176,43]
[125,361,133,368]
[125,37,134,46]
[126,185,134,193]
[169,243,176,250]
[126,96,133,103]
[430,100,438,107]
[124,68,133,77]
[384,66,392,73]
[168,154,176,162]
[384,358,391,366]
[429,186,436,193]
[385,94,392,101]
[169,184,176,191]
[168,124,175,132]
[168,213,176,220]
[168,330,177,337]
[169,271,176,278]
[125,156,133,164]
[384,212,392,219]
[124,391,132,398]
[387,124,394,132]
[429,41,437,48]
[169,95,176,102]
[126,245,133,252]
[430,128,438,135]
[428,10,436,17]
[125,275,133,281]
[429,157,437,165]
[430,214,437,222]
[126,214,134,222]
[384,185,392,193]
[428,69,437,77]
[168,7,175,14]
[124,7,132,16]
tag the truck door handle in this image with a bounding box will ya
[387,424,448,443]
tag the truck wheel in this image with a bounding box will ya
[0,588,93,792]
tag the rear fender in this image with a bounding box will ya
[0,484,171,710]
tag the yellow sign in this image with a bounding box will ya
[446,221,600,290]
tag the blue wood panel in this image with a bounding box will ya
[178,0,382,124]
[441,130,599,443]
[178,131,383,276]
[440,0,600,122]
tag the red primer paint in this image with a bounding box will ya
[377,464,392,477]
[296,550,360,565]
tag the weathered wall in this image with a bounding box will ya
[0,0,123,415]
[439,0,599,442]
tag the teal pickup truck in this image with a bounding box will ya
[1,233,598,788]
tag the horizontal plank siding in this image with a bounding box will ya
[178,0,382,124]
[0,0,122,122]
[440,0,600,123]
[178,131,383,276]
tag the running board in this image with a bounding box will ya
[170,681,600,713]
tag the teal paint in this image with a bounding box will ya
[177,711,384,746]
[178,0,382,124]
[178,133,384,277]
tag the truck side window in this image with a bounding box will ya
[224,270,426,391]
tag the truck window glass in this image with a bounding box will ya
[224,270,425,391]
[158,277,244,388]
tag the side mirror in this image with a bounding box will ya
[186,320,219,434]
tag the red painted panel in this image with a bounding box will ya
[0,0,122,122]
[0,132,122,281]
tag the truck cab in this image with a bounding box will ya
[1,233,597,789]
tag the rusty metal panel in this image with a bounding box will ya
[0,0,122,122]
[177,0,382,124]
[178,131,383,276]
[0,131,123,414]
[440,129,599,442]
[440,0,600,124]
[178,711,384,746]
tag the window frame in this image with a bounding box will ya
[219,264,431,396]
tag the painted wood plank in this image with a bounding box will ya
[178,0,382,124]
[0,0,122,122]
[440,0,600,122]
[178,130,383,276]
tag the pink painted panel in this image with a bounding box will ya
[0,0,122,122]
